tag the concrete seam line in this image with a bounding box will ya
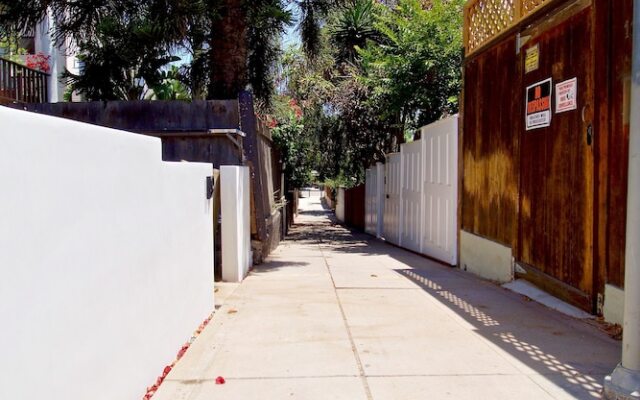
[317,230,375,400]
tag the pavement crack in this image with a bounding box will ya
[318,241,375,400]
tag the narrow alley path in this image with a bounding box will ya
[154,190,620,400]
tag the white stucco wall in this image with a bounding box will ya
[603,284,625,325]
[460,230,514,283]
[0,107,214,400]
[221,166,251,282]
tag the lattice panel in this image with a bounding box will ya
[466,0,516,53]
[465,0,552,54]
[522,0,550,15]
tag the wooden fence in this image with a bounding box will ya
[343,185,366,231]
[0,57,48,103]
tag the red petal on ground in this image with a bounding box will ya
[215,376,226,385]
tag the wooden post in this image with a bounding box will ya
[238,91,268,243]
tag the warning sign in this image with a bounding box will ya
[525,45,539,74]
[555,78,577,113]
[526,78,552,130]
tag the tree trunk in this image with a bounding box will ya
[207,0,248,99]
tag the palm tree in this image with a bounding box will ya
[331,0,380,64]
[0,0,336,102]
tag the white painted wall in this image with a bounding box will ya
[0,107,214,400]
[460,230,513,283]
[221,166,251,282]
[603,284,625,325]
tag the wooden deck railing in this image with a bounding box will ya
[464,0,552,55]
[0,57,48,103]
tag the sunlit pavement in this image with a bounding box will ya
[153,189,620,400]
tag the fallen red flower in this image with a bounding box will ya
[142,314,213,399]
[215,376,226,385]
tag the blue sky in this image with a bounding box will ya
[282,5,301,48]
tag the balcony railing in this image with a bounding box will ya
[0,57,48,103]
[464,0,552,55]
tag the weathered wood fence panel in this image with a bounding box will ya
[461,0,632,314]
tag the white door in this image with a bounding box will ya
[421,116,458,265]
[375,162,385,238]
[383,153,402,245]
[400,140,422,253]
[365,167,377,235]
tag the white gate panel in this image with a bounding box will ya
[383,153,402,245]
[400,140,422,253]
[365,167,378,235]
[375,162,385,238]
[421,116,458,265]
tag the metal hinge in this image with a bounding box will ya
[597,293,604,315]
[206,176,214,199]
[516,32,531,54]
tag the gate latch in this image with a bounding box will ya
[586,124,593,146]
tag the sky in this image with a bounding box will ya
[282,5,301,48]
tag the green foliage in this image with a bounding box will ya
[359,0,464,129]
[0,0,291,102]
[247,0,292,104]
[331,0,379,64]
[271,96,314,189]
[0,36,27,63]
[63,16,181,100]
[147,66,191,100]
[271,0,463,188]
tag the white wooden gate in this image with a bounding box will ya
[365,167,378,235]
[421,116,458,265]
[383,153,402,245]
[375,162,385,237]
[400,141,422,253]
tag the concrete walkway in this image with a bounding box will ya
[154,190,620,400]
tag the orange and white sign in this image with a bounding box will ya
[555,78,577,113]
[526,78,552,130]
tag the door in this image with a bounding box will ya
[384,153,402,245]
[365,168,378,235]
[401,141,423,253]
[517,1,595,311]
[422,117,459,266]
